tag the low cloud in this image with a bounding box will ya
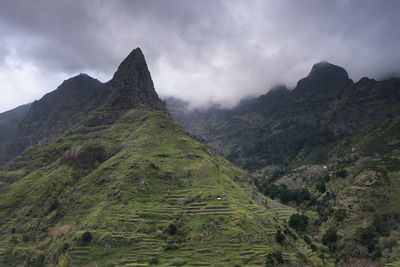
[0,0,399,111]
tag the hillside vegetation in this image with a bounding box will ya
[0,48,326,266]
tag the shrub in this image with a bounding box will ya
[167,224,177,235]
[61,243,69,253]
[355,226,377,252]
[334,209,346,222]
[316,183,326,193]
[322,227,338,245]
[22,234,29,242]
[48,200,59,213]
[275,230,285,243]
[303,235,311,244]
[266,250,284,266]
[81,231,92,244]
[289,213,309,232]
[310,243,317,251]
[335,169,347,178]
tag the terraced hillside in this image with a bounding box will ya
[0,108,326,266]
[0,48,327,266]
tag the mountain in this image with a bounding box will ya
[0,103,31,145]
[0,74,110,166]
[0,48,168,167]
[0,49,324,266]
[166,62,400,265]
[168,62,400,169]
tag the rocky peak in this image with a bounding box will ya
[294,61,354,96]
[308,61,349,80]
[107,48,166,111]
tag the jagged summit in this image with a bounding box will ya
[111,48,146,80]
[106,47,165,111]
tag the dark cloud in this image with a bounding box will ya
[0,0,399,112]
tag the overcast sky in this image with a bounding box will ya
[0,0,399,112]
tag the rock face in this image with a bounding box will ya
[106,48,166,111]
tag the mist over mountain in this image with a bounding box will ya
[1,0,400,111]
[167,62,400,168]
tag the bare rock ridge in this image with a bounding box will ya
[106,47,166,111]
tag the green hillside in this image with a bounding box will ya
[0,49,326,266]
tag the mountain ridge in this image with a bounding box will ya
[167,61,400,168]
[0,48,167,166]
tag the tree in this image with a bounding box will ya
[167,223,177,235]
[81,231,92,244]
[322,227,338,245]
[275,230,285,243]
[289,214,309,232]
[316,183,326,193]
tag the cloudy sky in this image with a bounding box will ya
[0,0,399,112]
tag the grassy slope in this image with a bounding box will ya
[0,108,326,266]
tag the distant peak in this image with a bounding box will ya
[356,77,376,86]
[61,73,97,86]
[308,61,349,80]
[269,84,289,93]
[293,61,353,94]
